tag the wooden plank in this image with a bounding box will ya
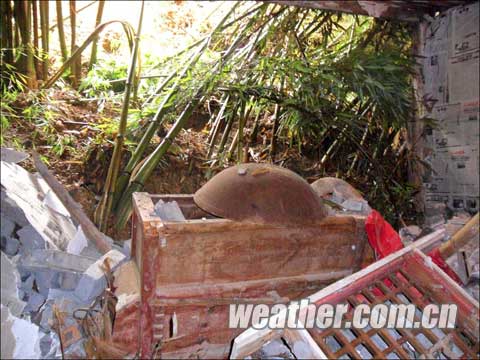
[283,327,328,359]
[154,221,365,285]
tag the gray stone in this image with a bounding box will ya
[1,251,26,316]
[1,213,15,239]
[0,189,29,227]
[122,239,132,257]
[1,236,20,256]
[34,271,59,297]
[39,331,61,358]
[20,274,35,294]
[17,225,46,252]
[154,200,186,221]
[55,271,82,290]
[24,291,46,313]
[74,249,126,302]
[1,147,29,163]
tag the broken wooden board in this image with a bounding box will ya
[230,229,480,359]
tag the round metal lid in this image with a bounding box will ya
[194,163,328,225]
[310,177,364,201]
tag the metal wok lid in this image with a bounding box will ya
[194,163,328,225]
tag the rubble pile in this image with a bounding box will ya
[0,149,129,359]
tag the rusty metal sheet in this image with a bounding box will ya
[194,163,328,226]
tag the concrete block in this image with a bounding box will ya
[19,249,96,273]
[1,147,29,163]
[154,200,186,221]
[0,190,29,227]
[1,236,20,256]
[24,291,46,313]
[1,251,26,316]
[17,225,46,252]
[1,304,41,359]
[0,213,15,239]
[74,249,126,302]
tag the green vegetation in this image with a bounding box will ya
[1,1,421,232]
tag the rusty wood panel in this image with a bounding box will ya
[153,217,365,285]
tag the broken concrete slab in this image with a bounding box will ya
[1,304,41,359]
[1,251,26,316]
[18,249,97,273]
[1,161,77,251]
[74,249,127,302]
[38,289,88,331]
[67,226,88,255]
[1,236,20,256]
[24,291,46,313]
[39,331,61,358]
[154,199,186,221]
[1,189,30,227]
[42,188,70,217]
[17,225,46,252]
[0,213,15,239]
[0,147,29,163]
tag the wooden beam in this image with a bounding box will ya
[265,0,469,22]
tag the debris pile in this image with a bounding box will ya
[0,148,130,359]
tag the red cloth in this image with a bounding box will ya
[427,248,463,284]
[365,210,403,259]
[365,210,462,286]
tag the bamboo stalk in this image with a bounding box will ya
[13,0,37,88]
[112,3,242,206]
[39,0,49,79]
[32,0,41,79]
[95,1,145,231]
[88,0,105,70]
[69,0,78,87]
[114,95,204,229]
[49,0,96,31]
[42,20,136,88]
[207,95,230,157]
[56,0,68,62]
[1,1,14,65]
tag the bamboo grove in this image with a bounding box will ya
[1,2,418,230]
[108,3,416,229]
[1,1,110,90]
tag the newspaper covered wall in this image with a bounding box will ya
[420,2,479,221]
